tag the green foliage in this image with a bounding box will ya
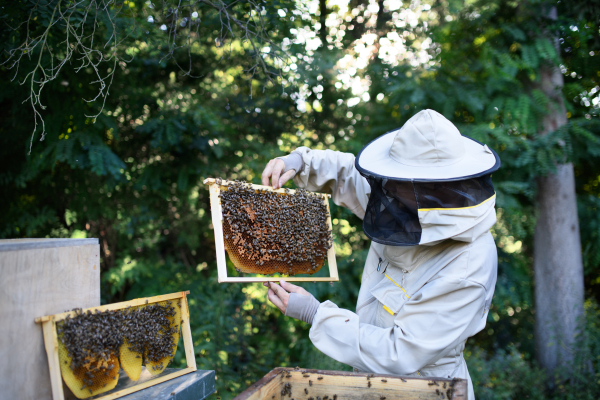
[468,301,600,400]
[1,0,600,399]
[467,345,547,400]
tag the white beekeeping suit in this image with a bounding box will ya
[264,109,501,400]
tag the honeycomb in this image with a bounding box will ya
[143,300,181,375]
[56,299,182,398]
[218,181,333,276]
[119,340,142,381]
[57,309,122,399]
[57,342,120,399]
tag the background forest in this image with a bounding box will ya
[1,0,600,399]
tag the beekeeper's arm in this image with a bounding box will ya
[261,147,370,219]
[266,277,486,375]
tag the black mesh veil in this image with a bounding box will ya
[362,175,495,246]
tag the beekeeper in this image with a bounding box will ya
[261,109,500,400]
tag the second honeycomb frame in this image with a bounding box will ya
[204,178,339,283]
[35,291,197,400]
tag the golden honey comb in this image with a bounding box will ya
[219,182,332,276]
[58,340,119,399]
[119,339,142,381]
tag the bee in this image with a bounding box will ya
[303,374,310,378]
[333,396,337,400]
[380,397,386,400]
[345,319,349,322]
[401,378,407,382]
[304,388,309,394]
[317,376,323,380]
[381,379,387,382]
[309,380,312,386]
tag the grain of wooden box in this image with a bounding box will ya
[204,178,339,283]
[35,291,197,400]
[0,238,101,400]
[234,368,468,400]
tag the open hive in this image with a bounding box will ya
[216,180,333,276]
[233,368,468,400]
[36,292,196,400]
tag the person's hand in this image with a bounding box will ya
[261,159,295,189]
[263,280,311,314]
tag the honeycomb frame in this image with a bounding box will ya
[204,178,339,283]
[35,291,197,400]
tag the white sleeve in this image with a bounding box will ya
[308,277,486,374]
[292,147,370,219]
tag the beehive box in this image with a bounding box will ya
[35,291,197,400]
[234,368,468,400]
[204,178,338,283]
[0,238,100,400]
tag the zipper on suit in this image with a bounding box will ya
[377,257,389,274]
[400,268,408,286]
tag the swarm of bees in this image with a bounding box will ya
[56,300,181,399]
[219,181,333,275]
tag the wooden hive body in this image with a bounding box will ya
[0,239,100,400]
[234,368,469,400]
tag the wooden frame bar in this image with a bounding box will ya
[204,178,339,283]
[35,291,197,400]
[234,367,468,400]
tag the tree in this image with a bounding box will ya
[532,5,585,375]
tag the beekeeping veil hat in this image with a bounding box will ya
[355,109,501,246]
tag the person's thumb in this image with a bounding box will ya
[278,169,296,188]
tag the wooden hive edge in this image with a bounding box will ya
[233,368,468,400]
[203,178,332,198]
[35,291,190,323]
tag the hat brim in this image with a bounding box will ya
[355,130,500,182]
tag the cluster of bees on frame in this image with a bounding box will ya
[56,300,180,398]
[270,368,458,400]
[121,302,179,365]
[218,180,333,275]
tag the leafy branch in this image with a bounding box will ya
[1,0,293,154]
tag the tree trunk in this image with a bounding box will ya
[533,6,585,375]
[319,0,328,46]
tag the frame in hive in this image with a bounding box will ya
[35,291,196,400]
[204,178,339,283]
